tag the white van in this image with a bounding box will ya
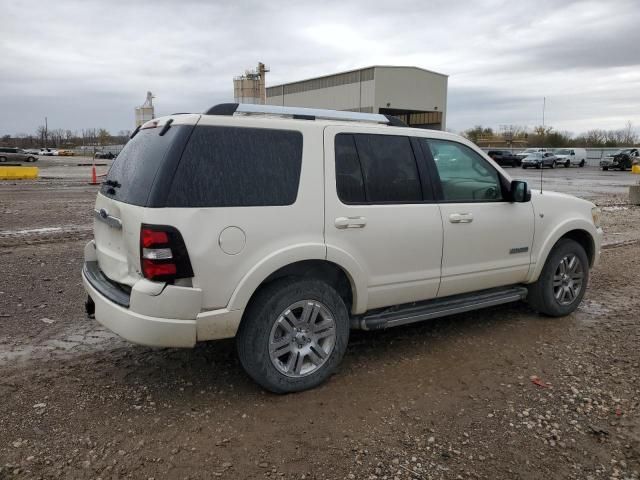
[554,148,587,168]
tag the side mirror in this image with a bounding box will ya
[510,180,531,202]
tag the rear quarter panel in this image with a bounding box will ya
[156,116,327,311]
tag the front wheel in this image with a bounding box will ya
[0,156,6,163]
[237,278,350,393]
[550,161,556,169]
[565,160,570,168]
[527,239,589,317]
[602,166,609,171]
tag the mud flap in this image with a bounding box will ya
[85,295,95,319]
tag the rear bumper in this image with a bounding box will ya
[82,262,197,348]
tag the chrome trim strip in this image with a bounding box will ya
[93,208,122,230]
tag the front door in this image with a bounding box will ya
[323,127,444,312]
[422,138,535,298]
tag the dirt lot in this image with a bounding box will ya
[1,170,640,479]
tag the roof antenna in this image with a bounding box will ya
[540,96,546,194]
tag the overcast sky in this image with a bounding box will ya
[1,0,639,136]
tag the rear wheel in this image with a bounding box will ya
[0,156,6,163]
[27,156,36,162]
[527,239,589,317]
[550,161,556,169]
[602,166,609,171]
[237,277,350,393]
[579,160,585,167]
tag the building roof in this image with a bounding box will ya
[266,65,448,90]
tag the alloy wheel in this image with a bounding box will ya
[268,300,337,377]
[552,254,584,305]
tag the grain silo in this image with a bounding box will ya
[135,91,155,127]
[233,63,269,104]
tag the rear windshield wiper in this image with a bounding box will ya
[130,125,141,139]
[104,179,121,188]
[159,118,174,136]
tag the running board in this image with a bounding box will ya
[351,286,528,331]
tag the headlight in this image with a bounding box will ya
[591,207,602,228]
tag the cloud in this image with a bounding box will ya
[1,0,639,135]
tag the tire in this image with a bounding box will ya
[512,159,518,168]
[0,156,6,163]
[522,165,527,169]
[602,166,608,171]
[565,160,570,168]
[550,161,556,169]
[527,239,589,317]
[236,277,350,393]
[535,164,541,169]
[27,156,36,162]
[579,160,585,168]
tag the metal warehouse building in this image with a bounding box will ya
[266,65,448,130]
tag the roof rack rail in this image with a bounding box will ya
[204,103,400,125]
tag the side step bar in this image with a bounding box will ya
[351,286,528,331]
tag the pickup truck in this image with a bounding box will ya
[600,148,639,171]
[487,150,522,167]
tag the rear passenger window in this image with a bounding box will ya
[166,126,303,207]
[335,133,423,204]
[335,135,366,203]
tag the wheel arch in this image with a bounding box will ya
[227,246,366,316]
[528,224,598,282]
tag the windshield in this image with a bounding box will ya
[612,149,631,155]
[526,153,543,159]
[522,148,537,153]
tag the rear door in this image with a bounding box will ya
[324,127,443,311]
[421,138,534,298]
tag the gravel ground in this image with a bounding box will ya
[0,176,639,480]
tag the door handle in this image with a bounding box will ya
[449,213,473,224]
[334,216,367,229]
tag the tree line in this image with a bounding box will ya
[0,127,132,149]
[463,121,638,148]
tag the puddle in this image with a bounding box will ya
[578,300,612,317]
[0,225,91,237]
[602,206,629,212]
[0,322,124,365]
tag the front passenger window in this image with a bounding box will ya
[424,139,503,202]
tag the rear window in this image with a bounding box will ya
[334,133,423,204]
[165,126,303,208]
[100,125,191,206]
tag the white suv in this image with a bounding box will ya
[82,104,603,393]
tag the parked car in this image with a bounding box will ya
[554,148,587,168]
[23,148,40,155]
[521,152,558,169]
[57,149,74,156]
[515,147,550,160]
[600,148,639,171]
[39,148,58,156]
[94,151,117,159]
[0,147,38,162]
[82,104,602,393]
[487,150,522,167]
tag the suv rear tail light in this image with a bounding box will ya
[140,224,194,282]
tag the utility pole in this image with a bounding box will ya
[44,116,48,148]
[541,97,546,147]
